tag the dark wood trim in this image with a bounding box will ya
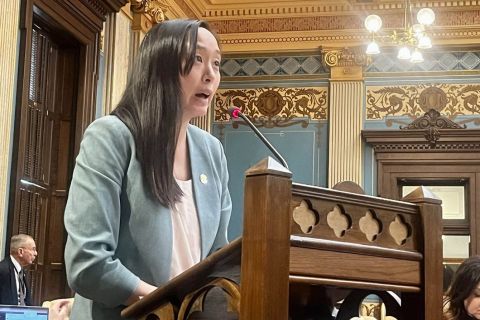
[362,128,480,256]
[362,129,480,156]
[289,275,421,293]
[290,236,423,261]
[292,182,418,214]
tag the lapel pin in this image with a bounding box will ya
[200,174,208,184]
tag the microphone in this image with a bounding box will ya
[228,107,289,169]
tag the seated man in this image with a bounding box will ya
[0,234,37,305]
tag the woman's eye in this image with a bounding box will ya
[214,60,221,67]
[195,55,203,62]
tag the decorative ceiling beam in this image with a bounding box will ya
[216,26,480,54]
[187,1,480,21]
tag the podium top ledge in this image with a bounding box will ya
[402,186,442,205]
[245,157,292,178]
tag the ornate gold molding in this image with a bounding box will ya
[187,1,480,21]
[131,10,153,33]
[131,0,169,24]
[216,26,480,54]
[367,84,480,121]
[218,30,366,53]
[322,47,368,80]
[215,87,328,128]
[322,47,368,67]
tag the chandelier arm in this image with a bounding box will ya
[364,0,434,62]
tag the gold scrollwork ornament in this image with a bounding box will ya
[131,0,168,24]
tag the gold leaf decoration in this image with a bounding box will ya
[322,47,369,67]
[131,0,168,24]
[366,84,480,120]
[214,87,328,128]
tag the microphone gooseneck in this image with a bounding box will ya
[228,107,289,169]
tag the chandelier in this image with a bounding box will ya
[364,0,435,63]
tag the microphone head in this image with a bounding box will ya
[228,107,241,119]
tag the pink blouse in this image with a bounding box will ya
[169,179,201,279]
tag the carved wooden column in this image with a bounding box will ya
[0,0,21,253]
[402,187,443,320]
[240,157,292,319]
[323,47,367,188]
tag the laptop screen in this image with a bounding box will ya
[0,305,48,320]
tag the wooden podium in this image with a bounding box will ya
[122,157,443,320]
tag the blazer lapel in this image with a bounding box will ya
[187,126,221,259]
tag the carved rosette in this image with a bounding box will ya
[131,0,169,24]
[214,87,328,128]
[366,84,480,120]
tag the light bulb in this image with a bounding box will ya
[412,24,425,38]
[397,47,411,60]
[365,15,382,33]
[366,41,380,55]
[418,36,432,49]
[410,49,424,63]
[417,8,435,25]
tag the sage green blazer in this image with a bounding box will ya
[64,116,231,320]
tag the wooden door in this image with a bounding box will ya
[363,128,480,292]
[8,0,126,304]
[10,21,79,304]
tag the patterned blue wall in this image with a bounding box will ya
[212,121,328,240]
[220,51,480,78]
[216,51,480,239]
[366,51,480,73]
[221,54,327,77]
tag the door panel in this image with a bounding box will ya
[12,22,78,304]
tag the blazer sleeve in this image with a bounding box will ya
[64,117,140,307]
[0,261,15,305]
[209,139,232,254]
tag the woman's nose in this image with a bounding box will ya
[202,65,215,83]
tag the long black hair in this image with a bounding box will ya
[112,19,215,208]
[444,256,480,320]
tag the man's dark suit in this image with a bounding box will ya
[0,256,31,305]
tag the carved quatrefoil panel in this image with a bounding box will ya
[292,200,319,234]
[327,205,352,238]
[389,215,412,246]
[359,210,382,242]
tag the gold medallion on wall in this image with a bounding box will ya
[214,87,328,128]
[366,84,480,120]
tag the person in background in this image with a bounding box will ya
[64,19,231,320]
[443,256,480,320]
[0,234,37,306]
